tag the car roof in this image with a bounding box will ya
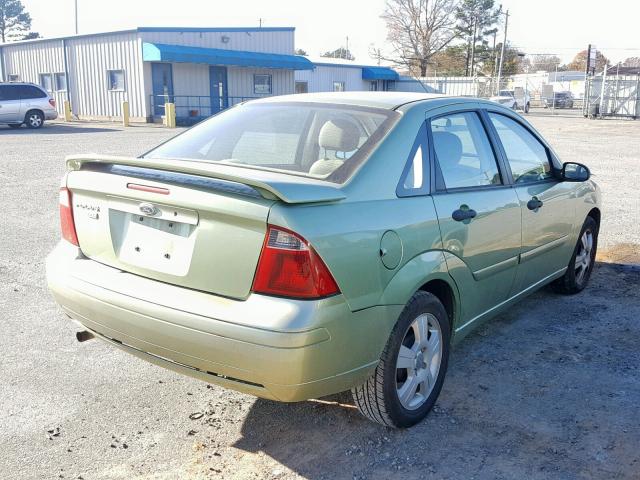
[249,91,456,110]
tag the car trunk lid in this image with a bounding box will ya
[65,155,345,300]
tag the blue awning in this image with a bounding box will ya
[362,66,399,81]
[142,43,314,70]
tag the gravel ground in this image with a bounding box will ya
[0,115,638,480]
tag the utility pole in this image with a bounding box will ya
[74,0,78,34]
[496,9,509,95]
[345,36,349,59]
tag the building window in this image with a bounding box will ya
[295,81,308,94]
[333,81,345,92]
[39,73,53,92]
[369,81,378,91]
[254,74,272,95]
[107,70,125,91]
[8,74,20,82]
[55,73,67,92]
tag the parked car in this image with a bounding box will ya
[490,89,531,113]
[47,92,600,428]
[0,82,58,129]
[544,91,575,109]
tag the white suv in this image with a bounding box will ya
[0,82,58,129]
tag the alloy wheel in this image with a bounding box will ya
[575,229,594,285]
[28,114,43,128]
[395,313,442,410]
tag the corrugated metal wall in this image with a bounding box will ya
[139,30,294,55]
[66,32,146,119]
[295,65,371,92]
[2,39,67,114]
[2,32,147,119]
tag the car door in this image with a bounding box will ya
[19,84,48,117]
[429,110,522,325]
[0,84,22,123]
[485,111,576,294]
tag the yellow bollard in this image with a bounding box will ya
[63,100,72,122]
[122,101,130,127]
[164,102,176,128]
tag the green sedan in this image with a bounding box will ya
[47,92,600,428]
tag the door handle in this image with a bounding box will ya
[452,207,477,222]
[527,198,544,211]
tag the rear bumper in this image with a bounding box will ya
[45,110,58,120]
[46,241,400,401]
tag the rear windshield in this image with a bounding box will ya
[144,102,399,184]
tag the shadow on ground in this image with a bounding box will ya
[229,260,640,480]
[0,124,118,134]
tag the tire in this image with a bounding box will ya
[524,102,530,113]
[25,110,44,129]
[8,124,22,129]
[351,291,451,428]
[552,216,598,294]
[513,102,518,111]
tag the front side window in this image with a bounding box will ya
[144,102,399,184]
[488,113,553,184]
[430,112,501,189]
[0,85,21,101]
[55,73,67,91]
[333,81,345,92]
[107,70,125,91]
[254,74,272,94]
[39,73,53,92]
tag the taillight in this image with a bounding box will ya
[252,225,339,299]
[49,98,56,108]
[59,187,79,246]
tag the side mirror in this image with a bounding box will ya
[561,162,590,182]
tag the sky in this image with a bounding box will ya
[19,0,640,66]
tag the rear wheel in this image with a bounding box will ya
[25,110,44,129]
[524,102,530,113]
[552,216,598,294]
[351,291,450,428]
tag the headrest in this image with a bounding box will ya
[432,131,463,166]
[319,118,360,152]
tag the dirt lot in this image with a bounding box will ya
[0,115,638,480]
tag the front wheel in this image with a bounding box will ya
[552,216,598,294]
[351,291,450,428]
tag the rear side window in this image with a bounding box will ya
[430,112,501,189]
[20,85,47,99]
[0,85,21,101]
[488,113,553,184]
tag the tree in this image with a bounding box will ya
[295,48,308,56]
[566,50,610,72]
[527,54,562,72]
[0,0,38,42]
[622,57,640,68]
[455,0,502,76]
[321,47,355,61]
[430,44,467,75]
[378,0,459,77]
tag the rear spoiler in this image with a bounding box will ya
[66,155,346,204]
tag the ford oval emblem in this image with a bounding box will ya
[139,202,159,216]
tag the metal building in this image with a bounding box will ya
[294,57,399,94]
[0,27,313,123]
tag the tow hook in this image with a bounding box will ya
[76,330,95,343]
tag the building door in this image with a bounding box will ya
[209,66,228,115]
[151,63,173,117]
